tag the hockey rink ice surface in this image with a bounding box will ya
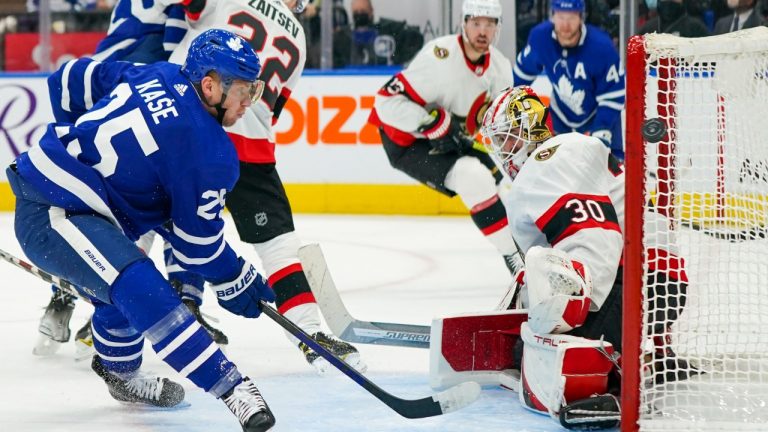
[0,212,596,432]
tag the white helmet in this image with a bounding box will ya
[462,0,503,21]
[480,86,552,178]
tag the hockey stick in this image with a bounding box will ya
[299,243,432,349]
[0,248,94,302]
[0,247,481,419]
[259,302,480,418]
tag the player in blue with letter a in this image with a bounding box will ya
[7,29,276,432]
[513,0,625,159]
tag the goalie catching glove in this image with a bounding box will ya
[522,246,593,335]
[497,247,593,333]
[211,258,275,318]
[418,107,474,154]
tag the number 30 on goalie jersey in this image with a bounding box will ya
[504,132,625,311]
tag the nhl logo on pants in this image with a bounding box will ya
[254,212,268,226]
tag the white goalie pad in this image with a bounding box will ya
[524,246,593,334]
[429,309,528,390]
[518,322,616,418]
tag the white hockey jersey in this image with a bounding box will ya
[169,0,306,163]
[369,34,513,146]
[502,133,625,309]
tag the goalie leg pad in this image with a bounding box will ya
[519,322,616,418]
[525,246,593,334]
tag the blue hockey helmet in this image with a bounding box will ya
[551,0,585,13]
[182,29,261,88]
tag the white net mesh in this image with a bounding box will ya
[638,28,768,431]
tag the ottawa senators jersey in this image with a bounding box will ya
[370,34,513,146]
[503,133,625,309]
[169,0,306,163]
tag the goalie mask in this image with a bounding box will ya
[480,86,551,178]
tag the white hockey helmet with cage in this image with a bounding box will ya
[462,0,503,20]
[480,86,552,178]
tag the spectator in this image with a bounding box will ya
[637,0,710,37]
[300,0,352,68]
[713,0,764,34]
[513,0,626,159]
[348,0,423,66]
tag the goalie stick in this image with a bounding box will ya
[0,247,481,419]
[299,243,432,349]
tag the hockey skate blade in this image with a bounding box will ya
[116,399,192,411]
[434,381,482,414]
[32,333,63,356]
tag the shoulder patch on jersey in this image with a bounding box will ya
[434,45,449,59]
[174,83,188,96]
[534,144,560,161]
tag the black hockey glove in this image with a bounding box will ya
[418,108,474,155]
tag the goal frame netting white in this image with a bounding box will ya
[623,27,768,432]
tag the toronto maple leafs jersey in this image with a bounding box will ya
[168,0,307,163]
[92,0,187,63]
[513,22,624,137]
[370,34,513,146]
[14,59,242,283]
[503,133,625,309]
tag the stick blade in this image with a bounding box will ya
[434,381,482,415]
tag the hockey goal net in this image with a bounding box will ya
[623,28,768,431]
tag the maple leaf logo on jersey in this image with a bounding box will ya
[227,36,244,52]
[174,83,188,96]
[553,75,585,116]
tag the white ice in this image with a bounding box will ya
[0,212,589,432]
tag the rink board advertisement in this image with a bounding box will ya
[0,72,470,214]
[0,72,551,214]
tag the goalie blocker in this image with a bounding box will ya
[431,247,620,429]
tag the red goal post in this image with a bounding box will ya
[624,28,768,432]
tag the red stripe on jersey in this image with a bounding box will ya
[368,109,417,146]
[268,262,303,286]
[470,195,500,214]
[536,193,621,246]
[647,248,689,283]
[277,291,317,314]
[480,217,509,235]
[457,35,491,75]
[228,133,276,164]
[465,92,489,135]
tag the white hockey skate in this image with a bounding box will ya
[32,291,75,356]
[74,318,95,362]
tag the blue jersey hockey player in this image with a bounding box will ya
[513,0,625,159]
[7,29,278,432]
[93,0,190,63]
